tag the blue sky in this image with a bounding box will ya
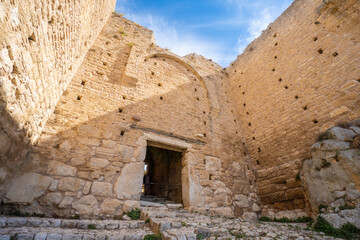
[115,0,293,67]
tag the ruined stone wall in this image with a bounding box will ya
[0,0,116,197]
[2,15,259,219]
[226,0,360,212]
[302,123,360,212]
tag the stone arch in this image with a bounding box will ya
[146,53,213,113]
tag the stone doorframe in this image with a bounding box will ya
[135,132,194,208]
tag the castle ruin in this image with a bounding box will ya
[0,0,359,227]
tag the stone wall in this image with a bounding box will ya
[226,0,360,212]
[1,15,259,219]
[0,0,116,197]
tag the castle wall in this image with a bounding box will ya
[226,0,360,211]
[1,15,259,219]
[0,0,116,197]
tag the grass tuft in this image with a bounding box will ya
[144,233,162,240]
[126,208,141,220]
[317,131,334,141]
[87,224,96,230]
[258,216,271,222]
[313,216,360,239]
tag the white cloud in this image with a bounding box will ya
[248,8,272,39]
[116,0,293,67]
[125,13,232,66]
[236,8,277,54]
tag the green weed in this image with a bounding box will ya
[144,233,162,240]
[126,208,141,220]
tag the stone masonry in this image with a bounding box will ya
[226,0,360,213]
[0,0,359,223]
[0,0,116,198]
[1,14,257,219]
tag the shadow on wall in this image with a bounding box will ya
[0,104,33,198]
[0,70,243,218]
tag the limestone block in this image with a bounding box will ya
[83,181,92,194]
[62,235,82,240]
[47,234,62,240]
[44,192,62,205]
[49,180,59,191]
[102,140,117,148]
[79,137,101,146]
[321,213,348,228]
[90,158,110,169]
[205,156,221,171]
[57,177,84,192]
[339,149,360,170]
[70,156,87,166]
[333,191,346,199]
[4,172,52,203]
[275,210,298,220]
[91,181,113,196]
[59,141,71,151]
[339,208,360,228]
[311,140,350,151]
[311,150,337,161]
[211,207,234,217]
[101,198,123,215]
[78,171,90,179]
[242,212,257,221]
[328,127,356,141]
[252,203,261,212]
[58,196,74,208]
[134,146,146,161]
[248,193,259,203]
[166,204,184,209]
[114,162,144,200]
[302,158,353,211]
[47,161,77,176]
[233,194,249,208]
[72,195,99,215]
[123,200,140,212]
[346,183,360,201]
[34,233,47,240]
[96,147,115,158]
[329,198,345,208]
[286,188,304,199]
[213,180,226,189]
[118,145,134,161]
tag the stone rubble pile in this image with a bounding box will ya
[301,124,360,229]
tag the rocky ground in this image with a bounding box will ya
[0,202,340,240]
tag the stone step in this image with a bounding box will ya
[165,204,183,210]
[140,207,191,220]
[0,226,153,240]
[149,218,182,232]
[0,217,145,231]
[140,201,166,208]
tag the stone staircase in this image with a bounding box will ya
[0,217,151,240]
[0,203,335,240]
[140,203,333,240]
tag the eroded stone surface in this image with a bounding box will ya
[114,162,145,200]
[302,125,360,211]
[72,195,99,216]
[4,173,52,203]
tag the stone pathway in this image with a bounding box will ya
[0,203,338,240]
